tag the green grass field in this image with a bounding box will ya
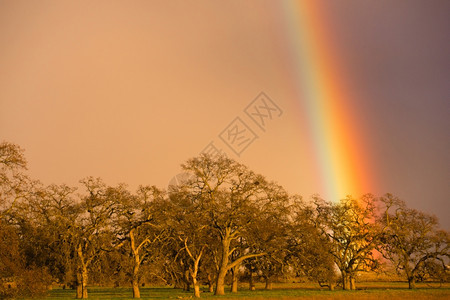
[37,282,450,300]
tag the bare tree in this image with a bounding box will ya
[0,142,30,215]
[168,184,213,298]
[180,154,290,295]
[110,184,167,298]
[286,197,337,290]
[0,143,57,298]
[378,194,449,289]
[314,195,380,290]
[70,177,119,298]
[242,189,292,291]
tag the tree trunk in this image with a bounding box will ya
[130,230,141,298]
[341,272,349,290]
[215,235,231,296]
[230,266,238,293]
[207,274,214,293]
[215,269,227,295]
[328,280,335,291]
[187,249,202,298]
[214,227,266,295]
[189,257,200,297]
[76,245,89,299]
[265,276,273,290]
[190,258,201,297]
[76,272,83,299]
[183,269,190,291]
[132,279,140,298]
[249,272,255,291]
[131,264,140,299]
[193,279,201,298]
[349,276,356,290]
[76,263,89,298]
[82,266,88,299]
[408,277,416,289]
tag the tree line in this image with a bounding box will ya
[0,142,448,299]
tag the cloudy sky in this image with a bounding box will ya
[1,0,449,227]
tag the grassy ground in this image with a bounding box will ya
[38,282,450,300]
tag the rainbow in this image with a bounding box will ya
[279,1,373,202]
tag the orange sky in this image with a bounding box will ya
[1,0,449,228]
[0,1,315,193]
